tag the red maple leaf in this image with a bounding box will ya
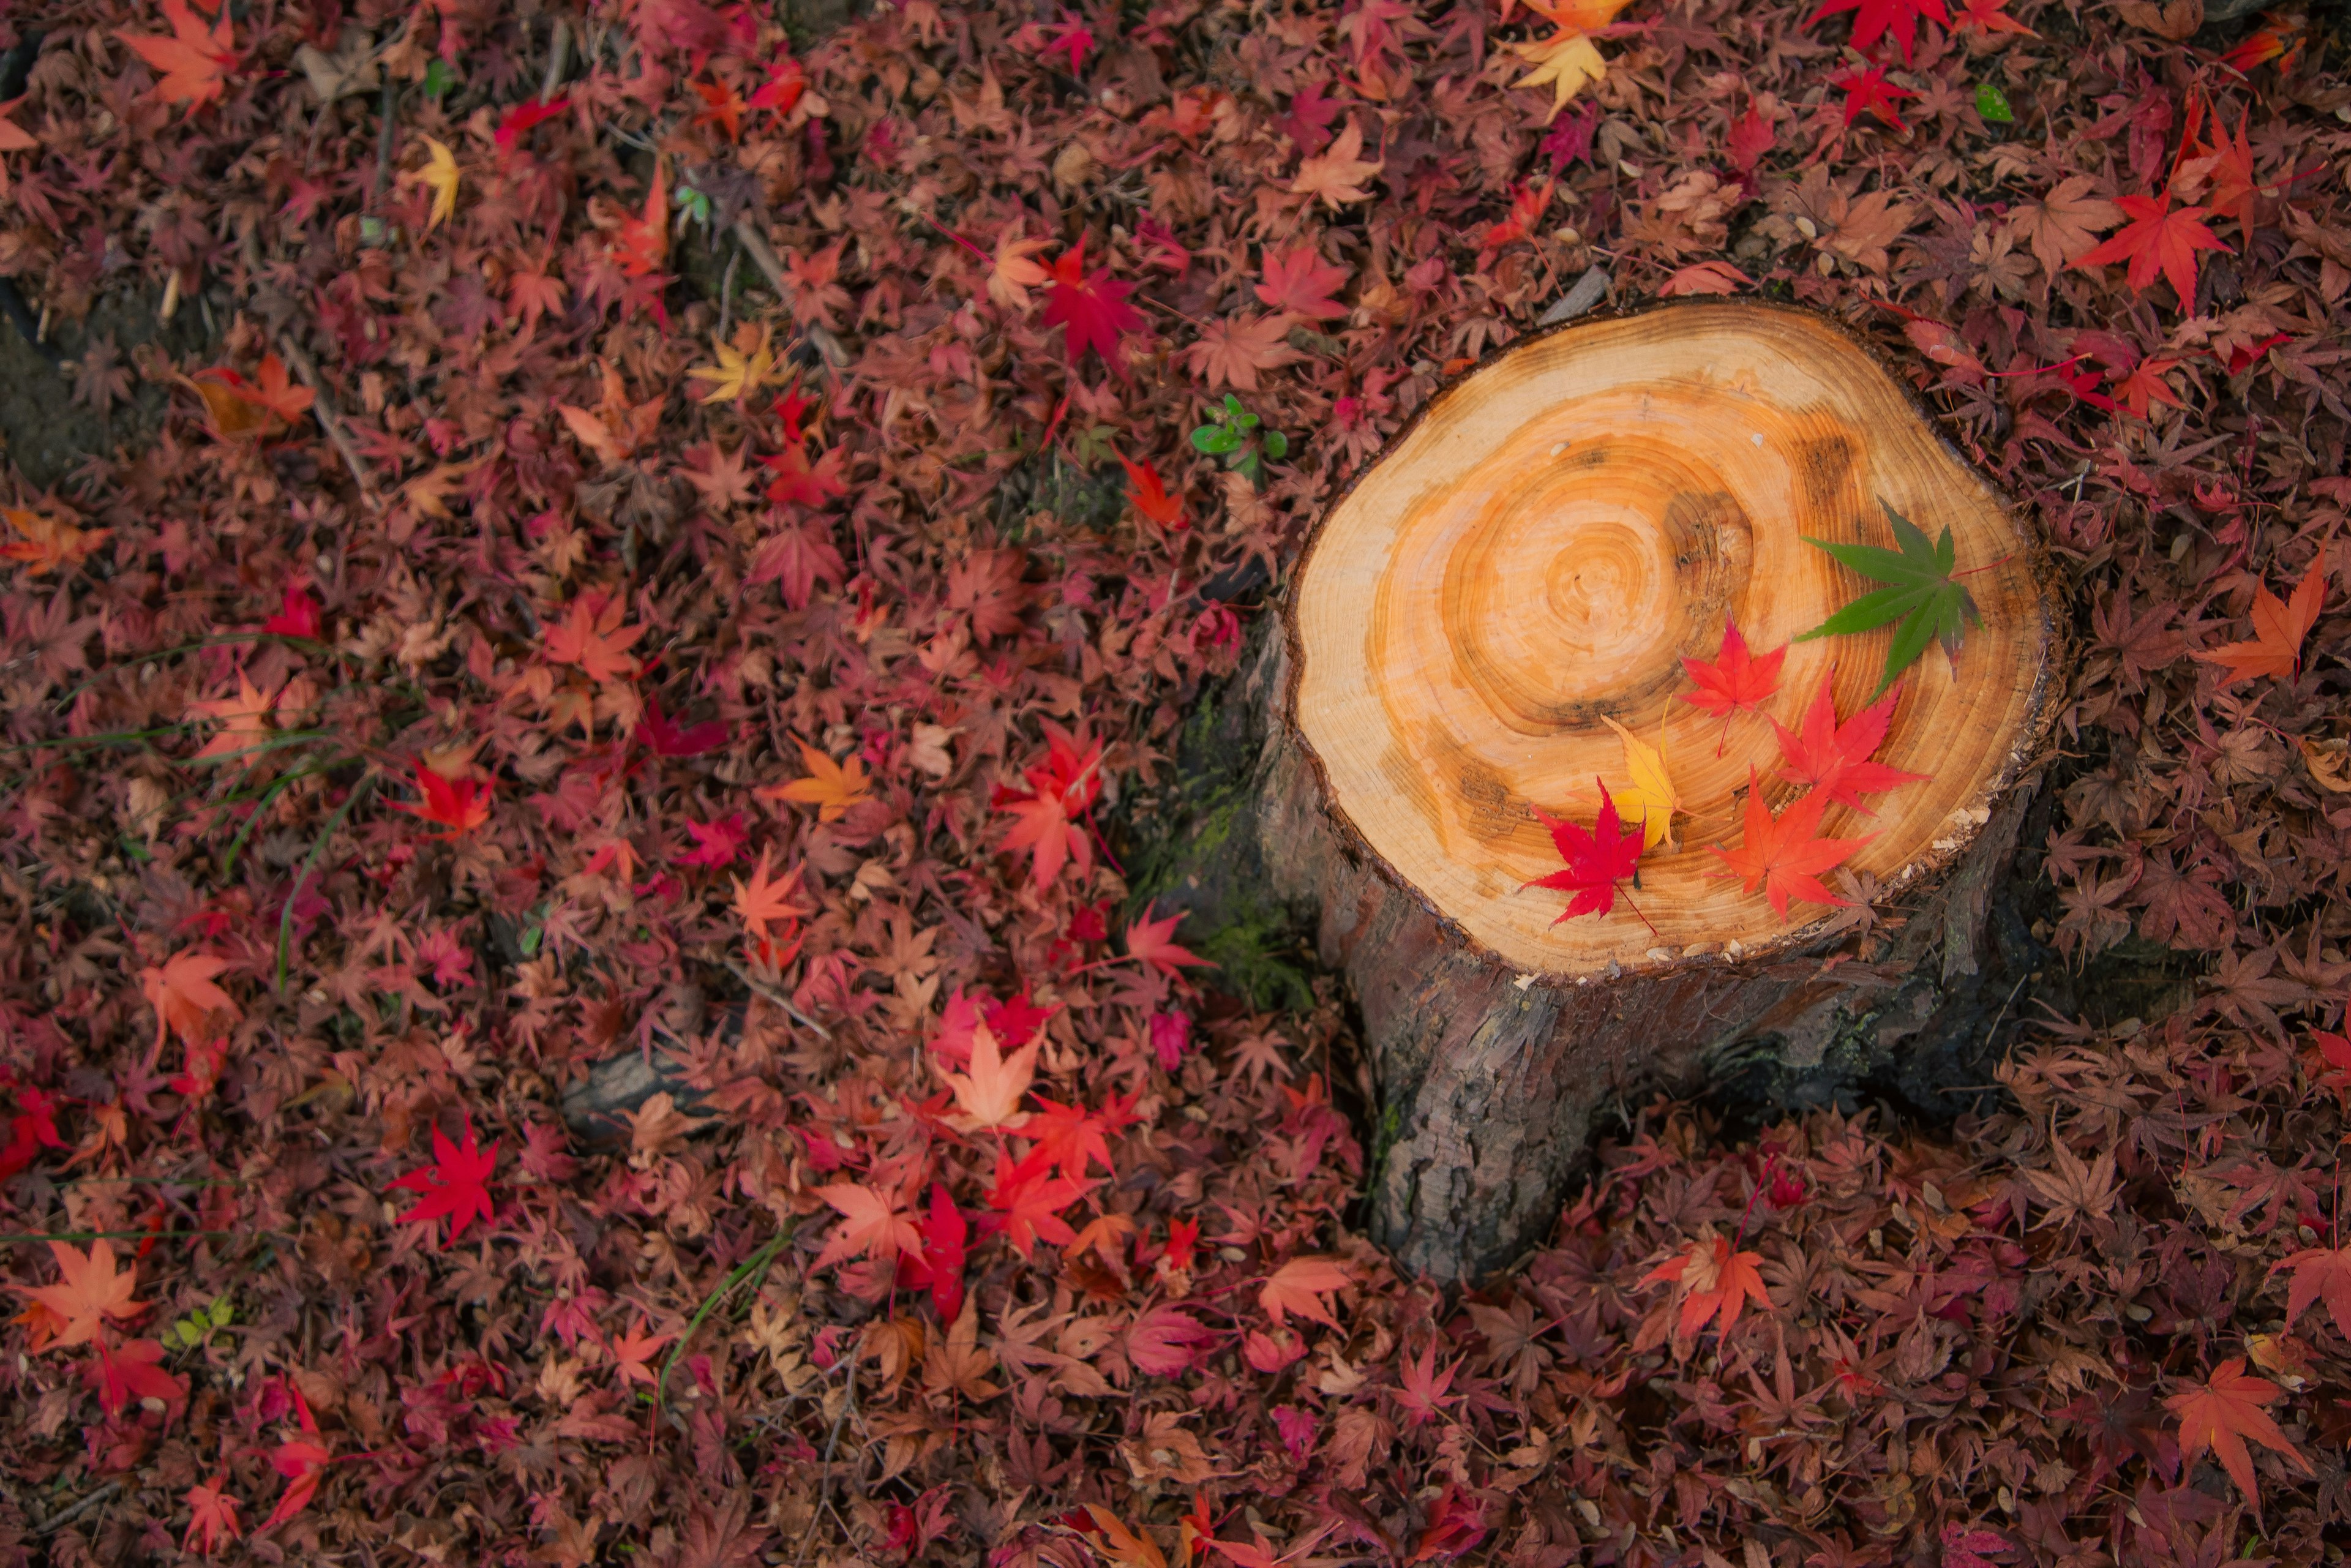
[1119,455,1187,530]
[89,1334,186,1417]
[1680,619,1787,754]
[1255,246,1352,320]
[1709,771,1873,919]
[401,764,491,838]
[2194,566,2326,683]
[493,94,572,154]
[893,1182,969,1321]
[263,1387,331,1531]
[1041,239,1142,375]
[1037,15,1095,73]
[762,442,847,508]
[1641,1234,1771,1343]
[1523,779,1653,934]
[1023,1095,1119,1184]
[749,56,807,115]
[115,0,236,107]
[2165,1358,2311,1519]
[983,1147,1095,1259]
[2072,193,2230,309]
[386,1115,501,1247]
[995,727,1104,888]
[1805,0,1947,64]
[640,700,730,758]
[2276,1242,2351,1338]
[261,581,321,640]
[184,1474,241,1555]
[1479,179,1556,252]
[1771,677,1928,812]
[2109,356,2186,419]
[1831,66,1916,133]
[1125,902,1215,978]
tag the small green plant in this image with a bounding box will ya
[166,1295,236,1352]
[1974,83,2014,124]
[1191,394,1289,485]
[422,59,459,102]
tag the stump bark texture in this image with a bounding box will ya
[1151,304,2064,1283]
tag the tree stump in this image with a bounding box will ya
[1248,302,2060,1282]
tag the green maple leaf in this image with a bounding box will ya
[1795,499,1982,695]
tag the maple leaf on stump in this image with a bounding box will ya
[2071,193,2230,309]
[1523,780,1655,934]
[2164,1358,2311,1518]
[1771,676,1929,813]
[1679,618,1786,754]
[386,1116,501,1247]
[1041,238,1141,375]
[1711,771,1874,920]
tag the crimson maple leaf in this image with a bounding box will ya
[640,700,729,758]
[1024,1096,1119,1184]
[762,441,847,508]
[493,94,571,152]
[1709,771,1873,919]
[263,1387,331,1531]
[893,1182,969,1321]
[2072,193,2230,309]
[1254,246,1351,320]
[1037,15,1095,72]
[1680,618,1786,754]
[1641,1234,1771,1343]
[401,764,492,838]
[1119,455,1187,530]
[115,0,236,107]
[1041,239,1142,375]
[2165,1358,2311,1518]
[983,1147,1095,1259]
[1771,677,1928,812]
[1523,779,1652,932]
[2194,567,2325,683]
[1805,0,1947,64]
[996,727,1104,888]
[1125,902,1214,978]
[1832,66,1916,132]
[184,1474,241,1555]
[90,1334,186,1416]
[261,581,321,640]
[386,1116,501,1247]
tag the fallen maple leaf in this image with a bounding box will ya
[541,591,646,683]
[1710,771,1873,920]
[1259,1255,1353,1328]
[984,1148,1093,1259]
[1599,716,1679,851]
[2072,193,2230,309]
[493,94,571,152]
[1041,238,1142,375]
[2165,1358,2311,1517]
[1680,618,1786,754]
[609,157,669,278]
[0,95,34,154]
[729,847,806,942]
[9,1239,145,1352]
[90,1334,186,1416]
[386,1115,501,1247]
[188,671,277,763]
[1805,0,1947,64]
[1183,313,1299,392]
[894,1182,969,1320]
[139,949,240,1054]
[760,738,874,822]
[2195,567,2326,683]
[262,1387,330,1532]
[1125,902,1215,978]
[407,137,459,230]
[1658,260,1753,297]
[0,508,110,576]
[1120,455,1187,530]
[640,700,729,758]
[988,228,1052,311]
[942,1022,1038,1130]
[1510,28,1607,122]
[1832,66,1915,133]
[184,1474,241,1555]
[606,1318,673,1386]
[401,764,491,838]
[1523,779,1652,931]
[2277,1244,2351,1339]
[1256,246,1351,320]
[115,0,236,107]
[188,355,313,437]
[1081,1506,1169,1568]
[1291,120,1384,208]
[1771,677,1928,812]
[1641,1234,1770,1343]
[687,329,779,406]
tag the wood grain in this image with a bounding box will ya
[1290,302,2058,977]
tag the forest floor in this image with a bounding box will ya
[4,0,2351,1565]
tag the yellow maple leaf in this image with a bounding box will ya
[409,136,459,230]
[1600,714,1680,851]
[1512,28,1607,121]
[941,1021,1037,1131]
[759,738,873,822]
[686,329,778,406]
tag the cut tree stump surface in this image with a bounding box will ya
[1290,302,2059,976]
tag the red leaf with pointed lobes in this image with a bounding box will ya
[1120,455,1187,529]
[2194,567,2325,683]
[1709,771,1873,920]
[1804,0,1947,64]
[1255,246,1352,320]
[982,1147,1094,1259]
[2165,1358,2311,1519]
[1041,239,1142,375]
[2072,193,2230,309]
[386,1115,500,1247]
[639,700,730,758]
[1523,779,1649,928]
[493,95,571,153]
[90,1334,186,1416]
[401,765,491,838]
[1771,676,1929,812]
[184,1474,241,1555]
[1831,66,1915,133]
[261,581,321,640]
[1679,618,1786,754]
[894,1183,968,1321]
[1126,902,1215,978]
[1037,17,1095,73]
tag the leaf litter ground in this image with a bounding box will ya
[4,1,2351,1565]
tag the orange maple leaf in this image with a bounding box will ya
[115,0,236,107]
[186,354,312,439]
[2165,1358,2311,1517]
[941,1022,1038,1131]
[539,591,645,684]
[812,1180,923,1269]
[0,508,110,576]
[727,847,805,941]
[607,1318,673,1386]
[1124,902,1214,979]
[2195,567,2326,684]
[1258,1255,1354,1328]
[1641,1234,1770,1344]
[2071,193,2230,309]
[188,672,277,763]
[1119,456,1186,530]
[1709,771,1874,920]
[609,158,669,278]
[2276,1243,2351,1340]
[138,949,240,1054]
[9,1239,146,1352]
[760,739,873,822]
